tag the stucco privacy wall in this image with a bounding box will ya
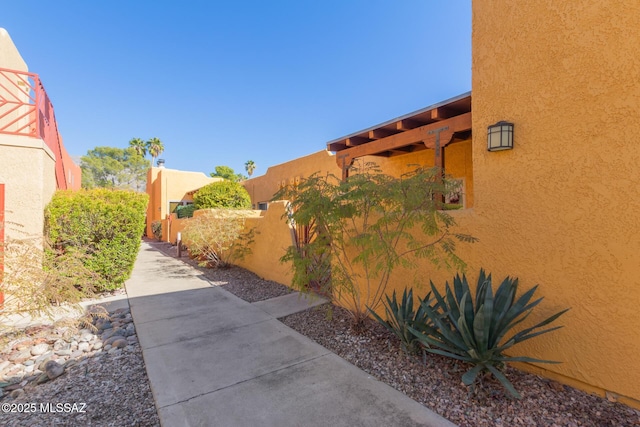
[243,150,340,208]
[145,167,222,239]
[471,0,640,404]
[0,29,57,240]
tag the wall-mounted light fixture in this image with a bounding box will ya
[487,121,514,151]
[157,158,165,167]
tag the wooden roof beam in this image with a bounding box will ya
[345,136,371,147]
[396,119,423,131]
[334,112,471,169]
[430,106,460,120]
[368,128,396,139]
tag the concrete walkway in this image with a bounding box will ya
[126,241,456,427]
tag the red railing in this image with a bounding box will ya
[0,67,68,190]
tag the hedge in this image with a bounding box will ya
[193,181,251,209]
[45,189,148,292]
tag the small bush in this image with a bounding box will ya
[409,270,569,399]
[193,181,251,209]
[151,220,162,240]
[181,210,254,268]
[1,236,98,330]
[176,204,196,219]
[45,189,148,292]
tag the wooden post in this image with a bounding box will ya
[427,126,449,205]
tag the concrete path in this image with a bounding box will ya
[126,241,456,427]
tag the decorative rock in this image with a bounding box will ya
[31,343,49,356]
[78,342,90,352]
[97,320,113,331]
[112,338,128,349]
[44,360,65,380]
[9,349,32,363]
[25,365,35,374]
[80,332,94,342]
[0,360,10,372]
[70,350,84,359]
[93,341,103,350]
[36,373,50,384]
[10,389,25,399]
[53,340,67,351]
[55,349,72,356]
[23,360,35,367]
[104,336,123,346]
[38,358,52,371]
[103,344,112,351]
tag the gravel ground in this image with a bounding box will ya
[3,242,637,426]
[155,240,640,426]
[0,306,159,427]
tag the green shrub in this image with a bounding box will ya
[193,181,251,209]
[408,270,569,399]
[45,189,148,292]
[176,204,196,218]
[368,288,431,355]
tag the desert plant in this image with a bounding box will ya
[368,288,431,355]
[181,210,255,268]
[274,162,476,326]
[0,236,98,332]
[151,221,162,240]
[194,181,251,209]
[176,204,196,219]
[408,270,570,398]
[45,189,148,291]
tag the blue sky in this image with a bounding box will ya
[2,1,471,178]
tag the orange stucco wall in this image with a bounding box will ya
[243,150,341,208]
[243,144,473,209]
[467,0,640,406]
[145,167,223,239]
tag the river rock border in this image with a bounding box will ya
[0,307,137,399]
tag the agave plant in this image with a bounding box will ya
[408,269,569,398]
[368,288,431,355]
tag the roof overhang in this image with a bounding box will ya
[327,92,472,176]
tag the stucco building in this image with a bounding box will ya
[237,1,640,407]
[0,28,81,246]
[142,1,640,407]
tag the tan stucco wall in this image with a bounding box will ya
[0,28,27,72]
[0,135,56,240]
[145,167,223,239]
[469,0,640,405]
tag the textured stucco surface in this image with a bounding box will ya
[0,136,56,240]
[0,28,27,72]
[145,167,222,239]
[471,0,640,404]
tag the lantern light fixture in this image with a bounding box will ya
[487,121,514,151]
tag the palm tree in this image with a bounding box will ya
[128,138,147,157]
[146,137,164,166]
[245,160,256,177]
